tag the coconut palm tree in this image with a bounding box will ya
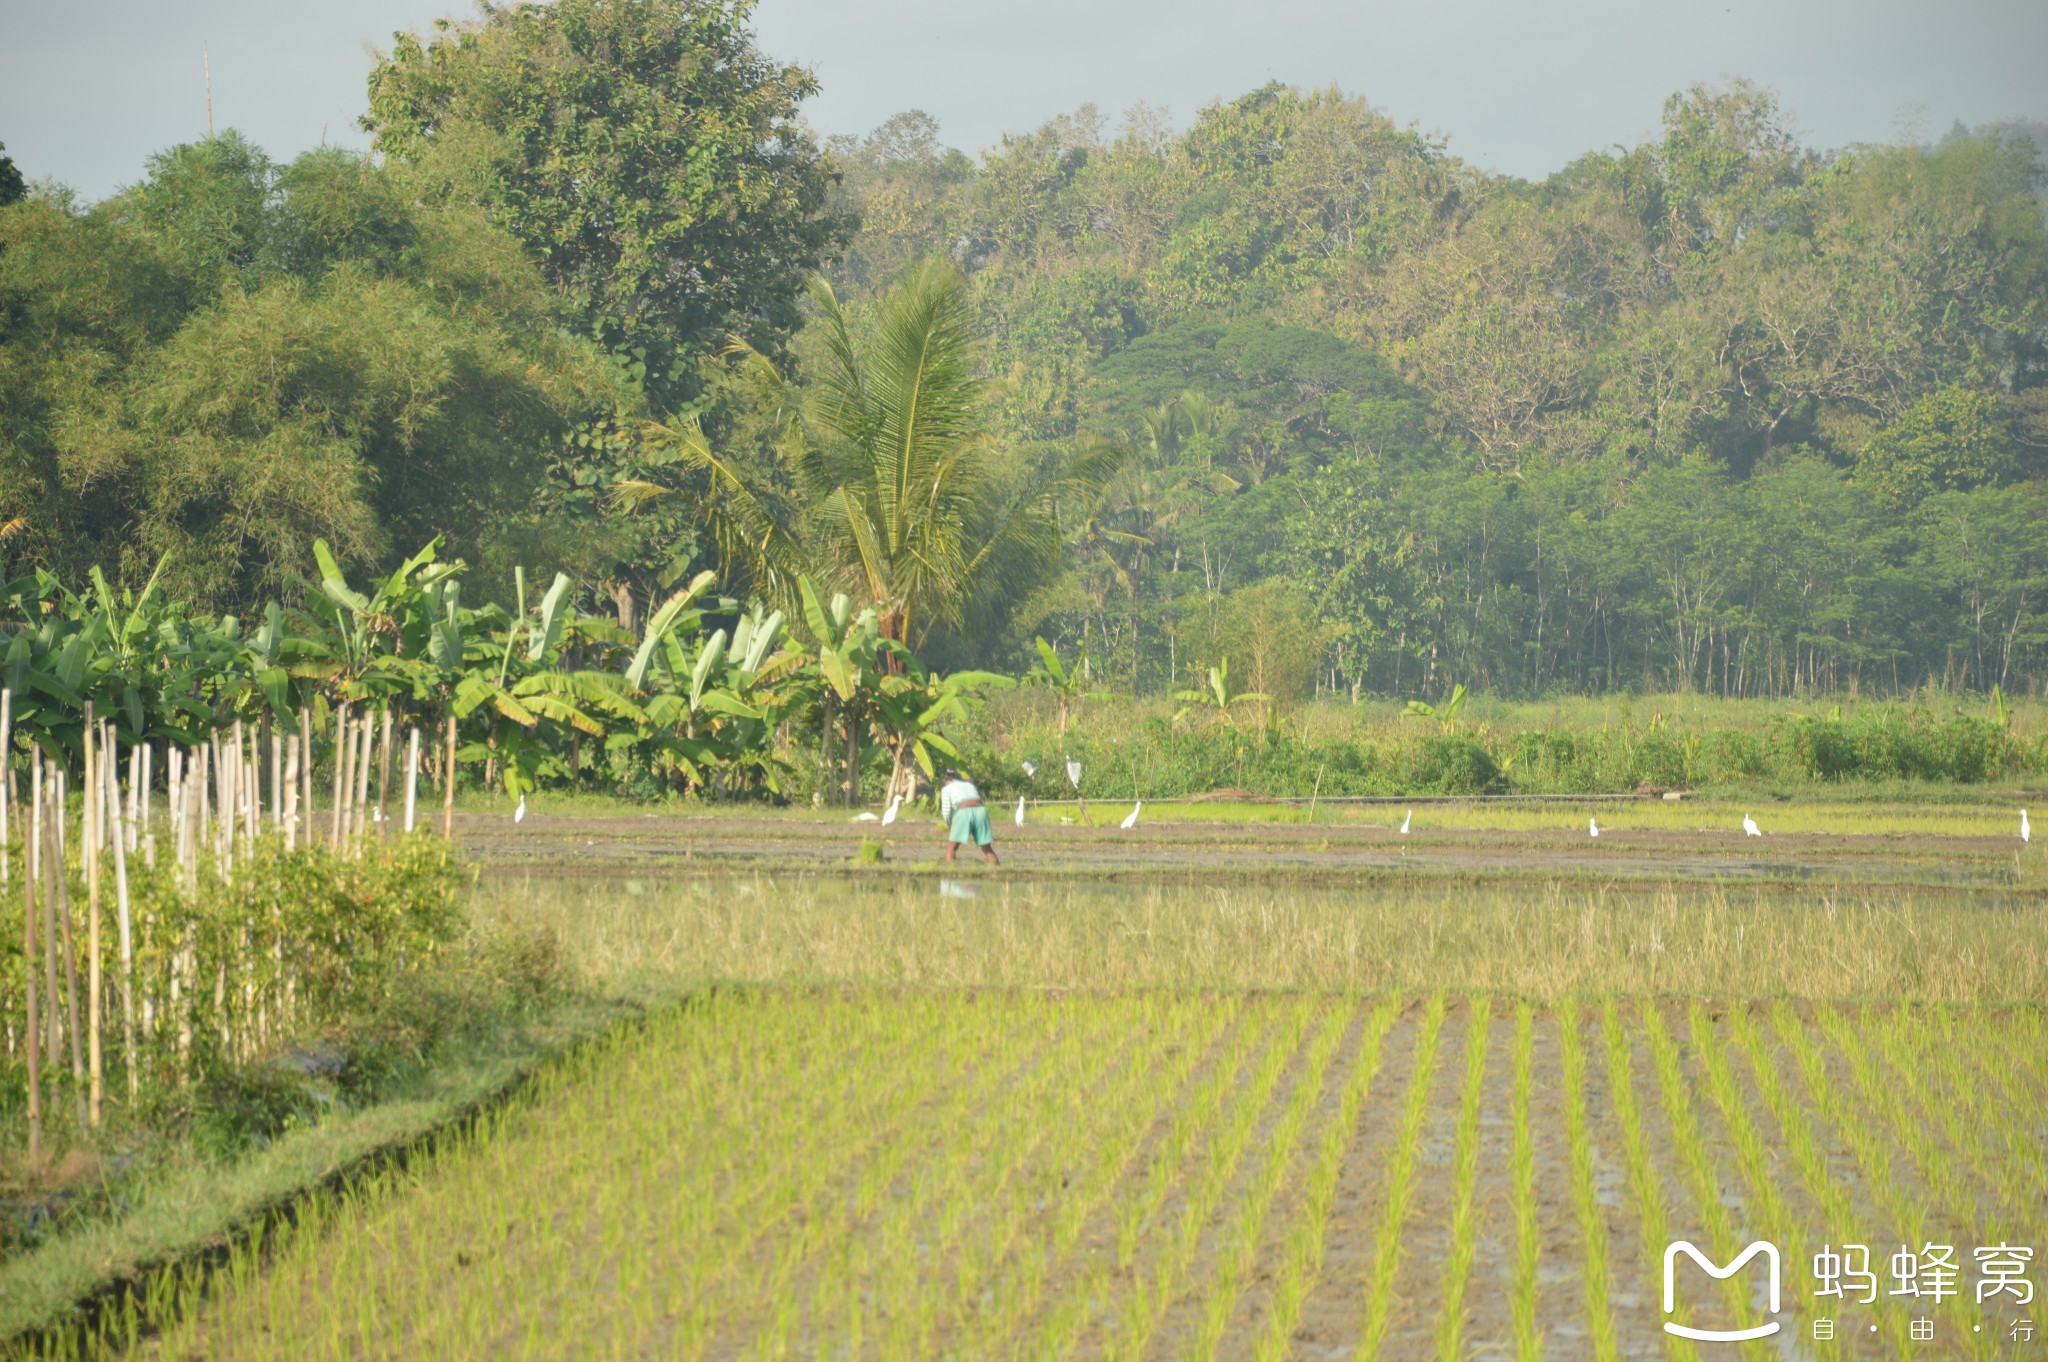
[615,259,1119,648]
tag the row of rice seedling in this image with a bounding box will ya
[1181,1000,1357,1361]
[955,997,1242,1357]
[801,995,1142,1357]
[1104,997,1318,1360]
[1509,1002,1545,1362]
[1555,998,1619,1362]
[1250,999,1400,1362]
[1355,992,1448,1360]
[1432,998,1493,1361]
[1597,999,1689,1362]
[1684,1004,1830,1349]
[1931,1008,2048,1213]
[1639,1005,1773,1362]
[1770,1002,1921,1355]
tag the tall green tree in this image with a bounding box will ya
[363,0,847,405]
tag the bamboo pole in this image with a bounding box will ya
[127,740,142,852]
[271,725,284,833]
[283,734,300,852]
[352,711,375,855]
[403,727,420,834]
[105,726,137,1103]
[140,743,155,869]
[85,709,103,1128]
[37,760,58,1071]
[53,762,86,1130]
[23,752,40,1165]
[331,704,350,852]
[442,712,457,838]
[0,687,11,890]
[376,708,394,838]
[299,708,313,849]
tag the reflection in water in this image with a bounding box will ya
[938,879,978,899]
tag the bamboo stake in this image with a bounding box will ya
[376,708,394,839]
[283,734,300,852]
[442,712,457,838]
[0,687,11,889]
[85,709,103,1128]
[331,704,350,852]
[53,762,86,1130]
[23,752,40,1165]
[271,725,284,833]
[140,743,155,869]
[36,760,58,1070]
[352,711,375,855]
[403,727,420,834]
[127,740,142,851]
[299,707,313,849]
[105,726,137,1103]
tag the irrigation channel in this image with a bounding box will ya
[46,800,2048,1359]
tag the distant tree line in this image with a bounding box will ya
[3,1,2044,700]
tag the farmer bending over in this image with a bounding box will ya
[939,767,999,866]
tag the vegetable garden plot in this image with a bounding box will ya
[73,992,2048,1362]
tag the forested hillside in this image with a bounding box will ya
[825,89,2048,699]
[3,0,2044,701]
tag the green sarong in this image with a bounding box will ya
[948,805,994,846]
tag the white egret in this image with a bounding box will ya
[1742,813,1761,837]
[881,794,901,827]
[1399,809,1412,835]
[1588,816,1600,839]
[1015,796,1026,825]
[852,811,880,822]
[2023,808,2031,844]
[1120,801,1142,830]
[513,796,527,824]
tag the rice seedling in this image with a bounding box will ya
[1355,991,1448,1361]
[1555,997,1620,1362]
[1598,998,1690,1362]
[1432,996,1491,1362]
[1509,1002,1545,1362]
[1250,998,1399,1362]
[1639,1004,1772,1362]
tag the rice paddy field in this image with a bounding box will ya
[26,795,2048,1360]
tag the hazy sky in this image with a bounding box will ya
[5,0,2044,202]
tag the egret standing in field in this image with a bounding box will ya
[1588,816,1600,839]
[938,768,998,866]
[1399,809,1412,835]
[2023,808,2031,844]
[514,795,527,824]
[1121,801,1142,830]
[881,794,901,827]
[1015,795,1026,826]
[1742,812,1761,837]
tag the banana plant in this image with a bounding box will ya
[1024,635,1089,734]
[1405,682,1470,734]
[1173,655,1269,728]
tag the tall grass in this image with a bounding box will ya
[475,872,2048,1002]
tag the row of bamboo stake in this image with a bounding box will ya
[2,691,462,1166]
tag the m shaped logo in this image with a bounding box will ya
[1663,1240,1783,1342]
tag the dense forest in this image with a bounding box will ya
[3,0,2045,702]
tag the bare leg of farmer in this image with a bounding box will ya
[946,840,961,863]
[982,842,999,867]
